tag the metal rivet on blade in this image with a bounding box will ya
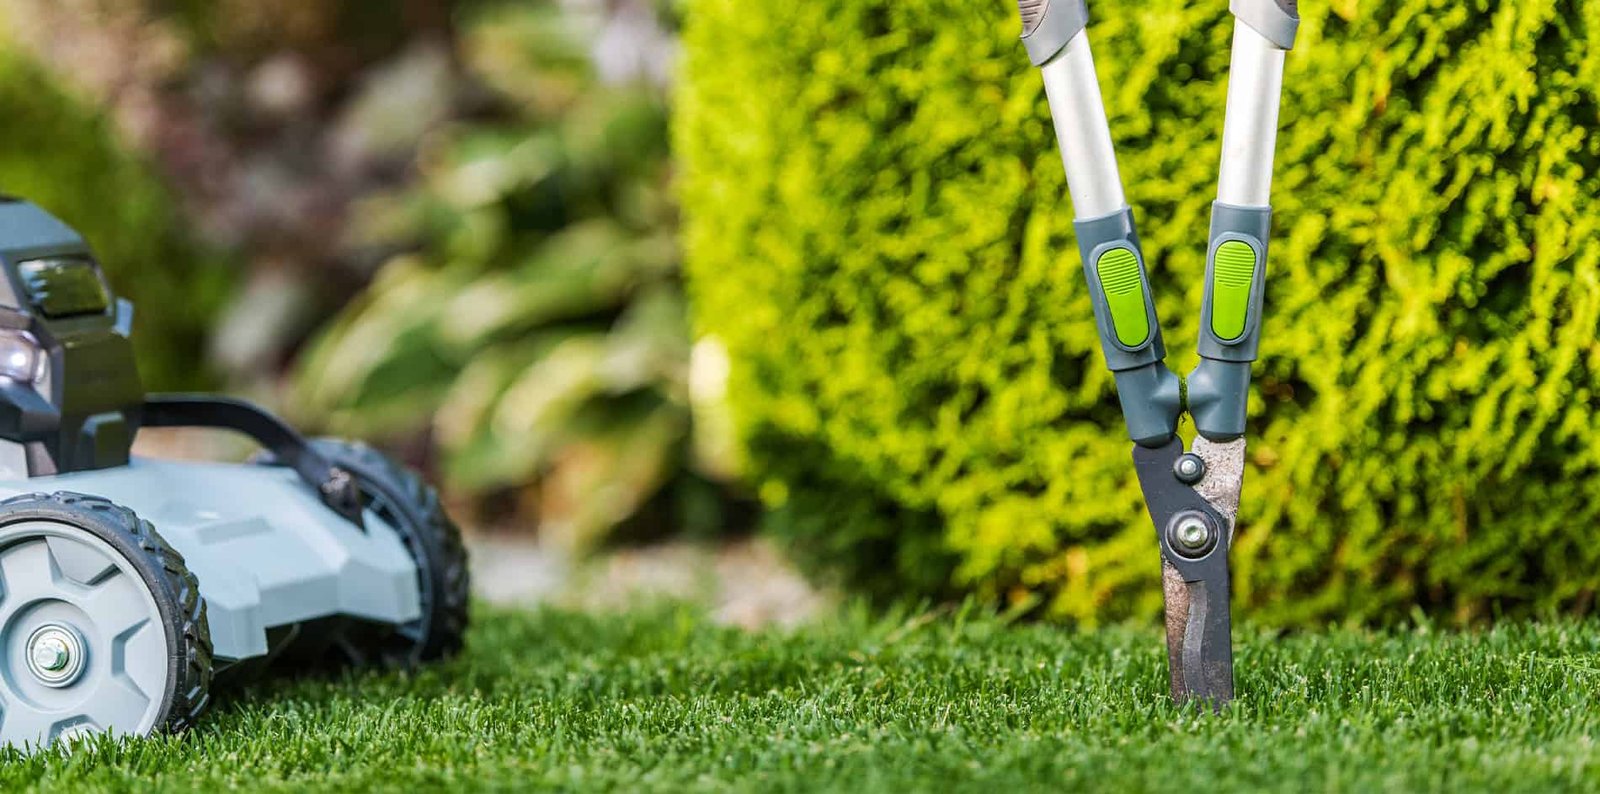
[1173,453,1206,484]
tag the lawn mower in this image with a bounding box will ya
[0,199,469,750]
[1011,0,1298,706]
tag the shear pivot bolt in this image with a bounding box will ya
[1173,454,1206,484]
[1176,518,1209,548]
[1166,512,1217,559]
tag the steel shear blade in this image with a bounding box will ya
[1136,436,1245,708]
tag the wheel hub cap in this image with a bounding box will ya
[25,625,84,686]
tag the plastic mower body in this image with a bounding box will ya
[0,199,469,750]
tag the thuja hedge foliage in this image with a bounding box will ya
[678,0,1600,624]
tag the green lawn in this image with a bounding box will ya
[6,605,1600,792]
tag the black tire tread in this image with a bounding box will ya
[0,492,213,734]
[310,440,470,665]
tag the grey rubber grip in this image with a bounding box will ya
[1018,0,1049,35]
[1074,208,1181,446]
[1114,364,1182,447]
[1187,202,1272,441]
[1074,208,1164,371]
[1195,203,1270,363]
[1018,0,1089,65]
[1187,359,1251,441]
[1230,0,1299,50]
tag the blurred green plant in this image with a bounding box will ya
[293,1,739,548]
[0,49,228,389]
[680,0,1600,624]
[0,0,466,385]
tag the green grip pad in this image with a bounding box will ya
[1095,247,1149,348]
[1209,240,1257,341]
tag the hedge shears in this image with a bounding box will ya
[1011,0,1299,707]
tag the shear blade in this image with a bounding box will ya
[1189,436,1246,530]
[1134,437,1245,709]
[1162,559,1233,708]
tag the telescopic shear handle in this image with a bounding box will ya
[1015,0,1184,447]
[1189,0,1298,441]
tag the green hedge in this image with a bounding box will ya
[678,0,1600,624]
[0,53,227,389]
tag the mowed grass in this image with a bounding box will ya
[5,605,1600,792]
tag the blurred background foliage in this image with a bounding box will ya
[291,1,747,549]
[0,0,746,550]
[0,0,465,385]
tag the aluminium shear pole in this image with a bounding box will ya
[1014,0,1299,708]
